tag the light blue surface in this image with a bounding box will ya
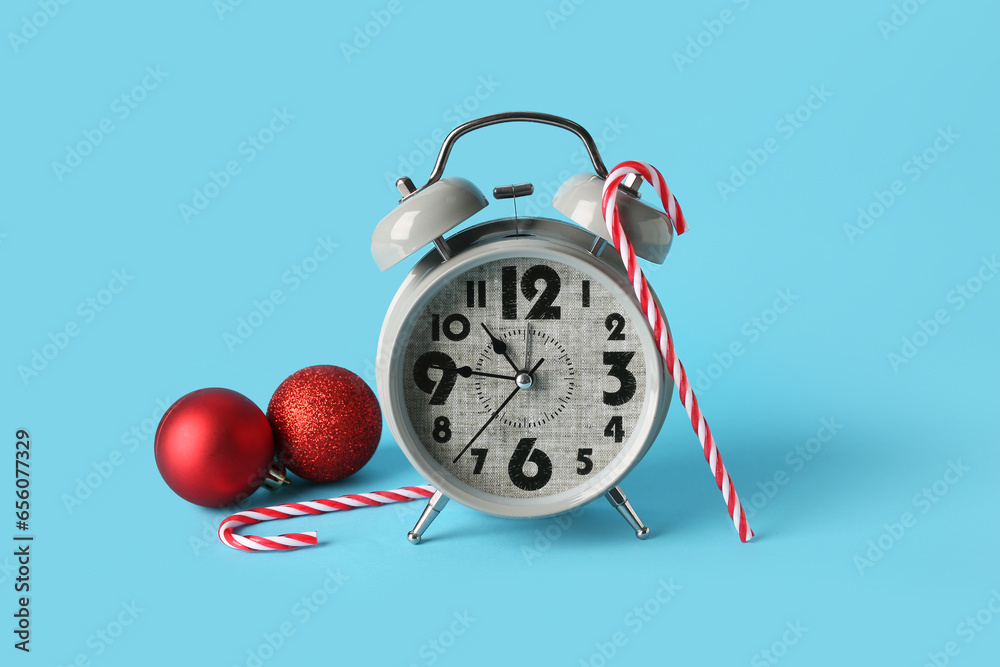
[3,1,999,665]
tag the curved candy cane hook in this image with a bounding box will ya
[218,485,437,551]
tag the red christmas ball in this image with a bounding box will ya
[155,388,277,507]
[268,366,381,483]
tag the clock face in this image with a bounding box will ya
[398,255,658,505]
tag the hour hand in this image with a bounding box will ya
[481,323,519,373]
[428,365,515,381]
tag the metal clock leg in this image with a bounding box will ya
[606,485,650,539]
[407,490,450,544]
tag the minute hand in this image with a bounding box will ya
[452,357,544,463]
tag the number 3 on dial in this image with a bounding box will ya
[603,351,636,406]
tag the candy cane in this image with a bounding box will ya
[218,485,436,551]
[602,161,753,542]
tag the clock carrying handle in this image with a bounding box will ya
[420,112,610,189]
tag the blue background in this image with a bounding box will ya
[3,1,999,665]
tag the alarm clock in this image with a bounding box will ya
[372,112,678,543]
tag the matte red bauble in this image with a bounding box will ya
[155,388,281,507]
[267,366,381,483]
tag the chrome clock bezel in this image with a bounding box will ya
[376,217,671,519]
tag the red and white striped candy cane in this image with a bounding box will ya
[602,160,754,542]
[218,485,436,551]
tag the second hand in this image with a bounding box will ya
[452,357,544,463]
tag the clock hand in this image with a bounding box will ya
[428,365,515,381]
[524,322,531,369]
[481,323,519,373]
[452,357,544,463]
[452,386,520,463]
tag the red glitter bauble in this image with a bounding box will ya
[267,366,381,483]
[155,388,277,507]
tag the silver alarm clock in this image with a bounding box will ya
[372,112,677,543]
